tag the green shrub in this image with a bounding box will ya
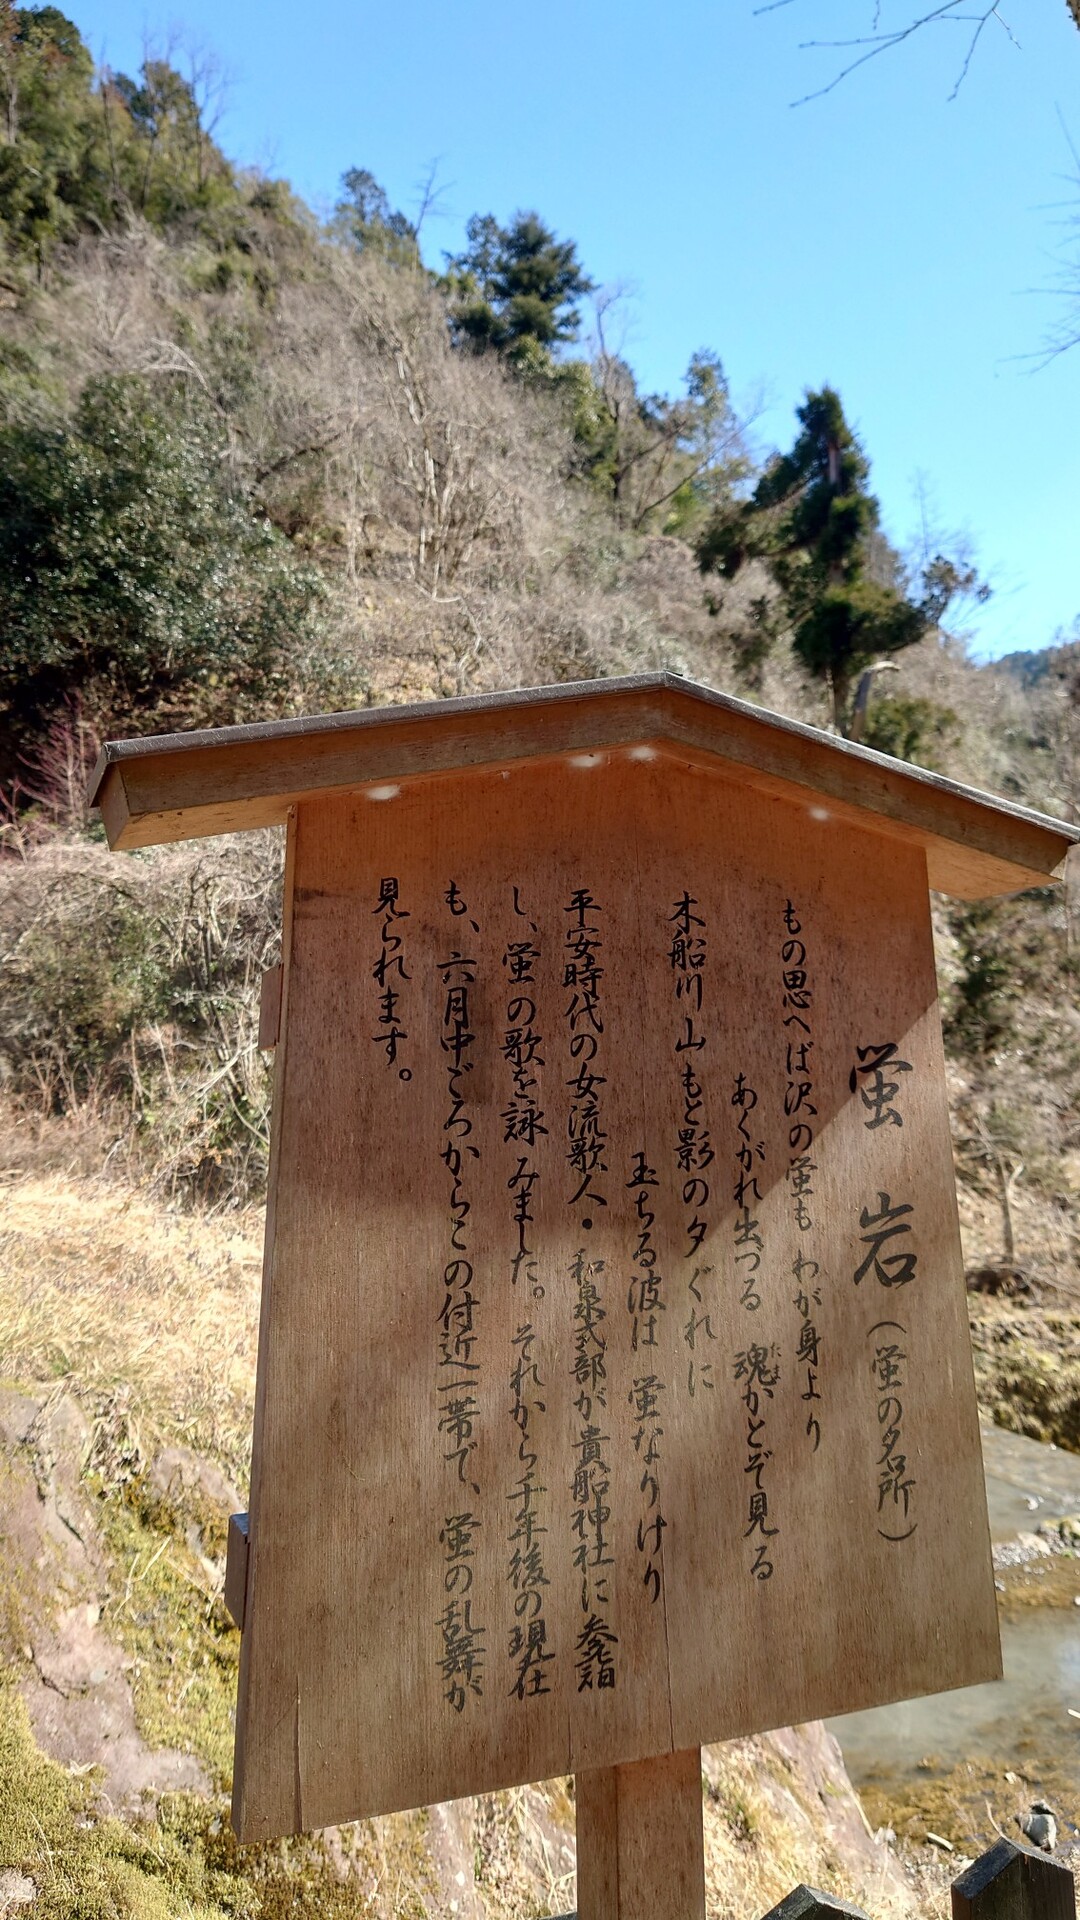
[0,373,331,774]
[861,692,959,769]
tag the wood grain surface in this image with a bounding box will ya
[576,1747,706,1920]
[231,750,1000,1841]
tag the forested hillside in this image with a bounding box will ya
[0,4,1077,1415]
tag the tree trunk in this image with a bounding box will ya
[831,670,850,736]
[996,1155,1019,1268]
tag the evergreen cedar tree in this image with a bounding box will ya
[442,212,595,363]
[697,387,987,735]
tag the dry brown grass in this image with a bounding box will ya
[0,1168,263,1481]
[701,1734,921,1920]
[472,1780,577,1920]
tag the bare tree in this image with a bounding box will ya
[411,157,450,245]
[181,38,233,193]
[356,271,525,594]
[970,1111,1025,1271]
[0,0,19,144]
[589,291,748,532]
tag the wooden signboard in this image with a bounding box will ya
[92,675,1078,1917]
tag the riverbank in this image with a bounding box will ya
[972,1301,1080,1456]
[829,1424,1080,1865]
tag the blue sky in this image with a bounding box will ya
[76,0,1080,659]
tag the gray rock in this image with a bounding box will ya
[1018,1802,1058,1852]
[0,1389,40,1450]
[1,1390,210,1813]
[0,1868,37,1911]
[147,1443,242,1518]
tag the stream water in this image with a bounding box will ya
[827,1424,1080,1790]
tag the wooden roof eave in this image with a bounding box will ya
[88,672,1079,902]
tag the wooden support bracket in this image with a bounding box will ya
[224,1512,250,1631]
[575,1747,705,1920]
[259,965,283,1050]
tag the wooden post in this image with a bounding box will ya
[952,1838,1076,1920]
[762,1890,871,1920]
[575,1747,705,1920]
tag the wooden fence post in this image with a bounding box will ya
[575,1747,706,1920]
[761,1887,872,1920]
[554,1825,1079,1920]
[952,1838,1076,1920]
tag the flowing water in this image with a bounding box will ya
[827,1424,1080,1790]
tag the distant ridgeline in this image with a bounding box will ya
[992,641,1080,688]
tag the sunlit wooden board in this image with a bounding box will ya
[89,672,1078,899]
[232,747,1000,1841]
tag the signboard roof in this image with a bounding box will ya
[90,671,1078,899]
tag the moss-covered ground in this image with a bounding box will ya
[0,1681,436,1920]
[91,1475,240,1791]
[971,1307,1080,1455]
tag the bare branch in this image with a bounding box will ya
[412,158,451,241]
[1014,110,1080,365]
[763,0,1022,105]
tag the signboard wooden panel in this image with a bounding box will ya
[232,744,1001,1842]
